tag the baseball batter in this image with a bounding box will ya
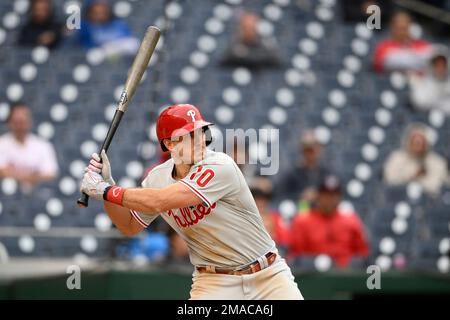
[80,104,303,300]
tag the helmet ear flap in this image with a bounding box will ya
[204,126,213,147]
[160,139,169,152]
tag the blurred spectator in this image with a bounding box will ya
[409,46,450,115]
[220,10,281,70]
[78,0,139,57]
[341,0,393,24]
[124,231,169,262]
[373,11,432,73]
[276,130,330,206]
[250,177,289,251]
[17,0,63,49]
[167,229,190,264]
[383,123,449,196]
[289,175,369,268]
[0,103,59,193]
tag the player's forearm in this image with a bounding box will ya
[121,188,165,214]
[103,183,200,214]
[103,201,143,236]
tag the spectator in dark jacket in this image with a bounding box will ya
[220,10,281,70]
[17,0,63,49]
[276,130,330,206]
[341,0,393,24]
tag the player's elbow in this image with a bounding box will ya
[118,224,142,237]
[118,219,144,237]
[119,228,140,237]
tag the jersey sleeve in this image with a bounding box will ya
[130,209,158,228]
[179,161,241,208]
[129,171,161,228]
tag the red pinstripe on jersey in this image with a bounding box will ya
[130,210,149,228]
[179,180,212,208]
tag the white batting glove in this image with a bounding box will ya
[80,169,111,201]
[88,150,115,185]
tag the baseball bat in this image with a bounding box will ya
[77,26,161,208]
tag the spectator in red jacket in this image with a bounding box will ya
[289,175,369,268]
[373,11,432,73]
[250,177,289,250]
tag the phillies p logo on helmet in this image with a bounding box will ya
[187,110,196,122]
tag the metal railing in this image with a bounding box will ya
[395,0,450,25]
[0,227,140,238]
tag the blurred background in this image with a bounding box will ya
[0,0,450,299]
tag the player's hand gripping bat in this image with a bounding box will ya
[77,26,161,208]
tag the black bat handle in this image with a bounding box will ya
[77,192,90,208]
[77,110,124,208]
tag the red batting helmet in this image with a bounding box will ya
[156,104,213,151]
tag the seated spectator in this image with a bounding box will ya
[276,130,330,207]
[220,10,281,70]
[373,11,432,73]
[17,0,63,49]
[0,103,59,193]
[289,175,369,268]
[383,123,449,197]
[250,177,289,251]
[409,46,450,115]
[78,0,139,57]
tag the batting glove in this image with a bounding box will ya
[80,169,111,201]
[88,150,115,185]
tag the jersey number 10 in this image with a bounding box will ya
[189,165,215,187]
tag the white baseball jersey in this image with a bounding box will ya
[131,150,276,268]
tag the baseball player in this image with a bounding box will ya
[80,104,303,300]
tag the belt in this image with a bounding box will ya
[196,252,277,275]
